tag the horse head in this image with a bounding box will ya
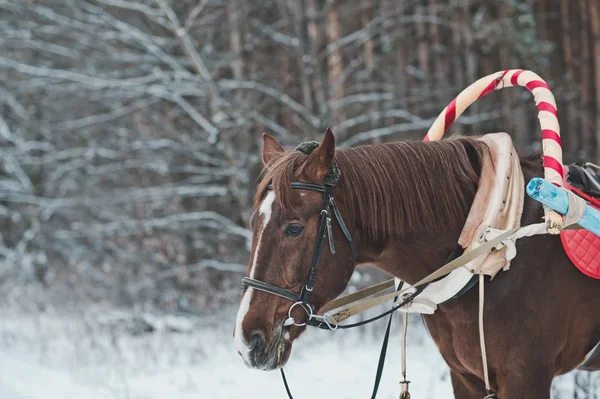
[234,129,356,370]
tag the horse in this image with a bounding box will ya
[234,128,600,398]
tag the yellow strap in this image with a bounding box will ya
[326,227,520,324]
[319,279,395,313]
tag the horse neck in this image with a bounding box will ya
[336,142,480,285]
[359,224,467,284]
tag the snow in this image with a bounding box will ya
[0,354,114,399]
[0,308,596,398]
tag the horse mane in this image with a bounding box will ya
[255,137,491,241]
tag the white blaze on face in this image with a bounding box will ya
[235,191,276,363]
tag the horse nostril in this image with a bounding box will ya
[250,331,265,354]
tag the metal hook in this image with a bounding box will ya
[311,313,339,331]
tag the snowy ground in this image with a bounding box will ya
[0,307,596,398]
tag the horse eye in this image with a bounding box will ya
[284,224,304,237]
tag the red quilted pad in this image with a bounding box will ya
[561,229,600,279]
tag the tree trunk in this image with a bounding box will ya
[560,0,578,159]
[429,0,444,85]
[228,1,244,82]
[327,0,345,123]
[307,0,327,122]
[361,0,375,72]
[393,0,408,111]
[416,4,429,79]
[290,0,315,122]
[579,0,593,160]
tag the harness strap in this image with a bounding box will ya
[306,286,426,330]
[370,281,404,399]
[370,302,395,399]
[323,227,519,325]
[306,246,463,331]
[319,279,395,314]
[301,191,330,305]
[478,274,494,396]
[272,182,328,192]
[330,197,357,259]
[399,310,410,399]
[280,368,294,398]
[241,277,301,302]
[280,250,462,399]
[579,339,600,368]
[280,283,405,399]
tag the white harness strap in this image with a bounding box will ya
[396,133,527,314]
[393,268,473,314]
[459,133,525,277]
[479,274,492,395]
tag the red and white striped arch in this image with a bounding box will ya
[424,69,564,187]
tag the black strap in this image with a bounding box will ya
[241,278,301,303]
[579,339,600,368]
[267,182,330,192]
[281,248,463,399]
[371,311,394,399]
[281,368,295,399]
[281,283,405,399]
[289,182,330,192]
[370,281,403,399]
[305,286,425,330]
[301,190,331,305]
[330,197,357,260]
[449,274,478,301]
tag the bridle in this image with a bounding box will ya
[239,178,439,399]
[238,167,478,399]
[237,143,487,399]
[241,181,357,327]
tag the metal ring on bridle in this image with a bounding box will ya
[286,301,313,327]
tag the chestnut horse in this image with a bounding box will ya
[234,129,600,398]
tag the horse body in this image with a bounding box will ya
[353,143,600,397]
[235,130,600,398]
[353,142,600,397]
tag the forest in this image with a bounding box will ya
[0,0,599,314]
[1,1,600,397]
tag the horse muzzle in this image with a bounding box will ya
[239,327,292,371]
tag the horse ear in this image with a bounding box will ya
[303,128,336,183]
[262,133,285,166]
